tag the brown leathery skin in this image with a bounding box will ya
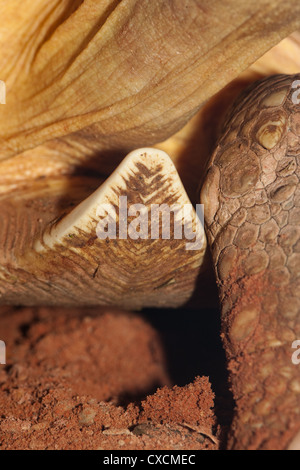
[1,0,300,160]
[201,74,300,450]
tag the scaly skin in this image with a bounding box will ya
[201,74,300,450]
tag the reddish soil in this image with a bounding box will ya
[0,306,219,450]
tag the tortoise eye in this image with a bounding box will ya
[256,112,286,150]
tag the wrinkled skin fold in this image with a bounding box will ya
[1,0,300,160]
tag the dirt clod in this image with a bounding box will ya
[0,307,217,450]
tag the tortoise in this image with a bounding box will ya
[0,0,300,450]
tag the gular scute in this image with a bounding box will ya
[220,150,260,197]
[0,148,207,309]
